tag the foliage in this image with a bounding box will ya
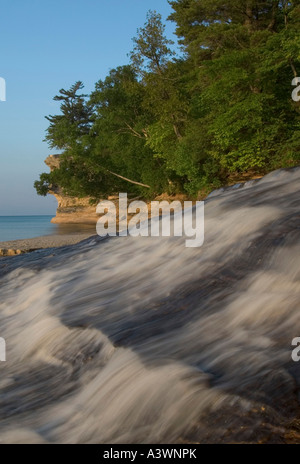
[35,3,300,199]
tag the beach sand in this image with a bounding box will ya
[0,232,97,256]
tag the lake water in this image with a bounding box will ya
[0,216,96,242]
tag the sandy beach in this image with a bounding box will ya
[0,232,97,256]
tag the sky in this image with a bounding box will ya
[0,0,178,216]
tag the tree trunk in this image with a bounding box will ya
[244,2,253,30]
[267,1,279,31]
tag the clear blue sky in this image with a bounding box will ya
[0,0,177,216]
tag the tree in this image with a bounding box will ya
[44,81,93,150]
[130,10,191,193]
[168,0,300,181]
[35,3,300,201]
[130,10,175,75]
[89,65,171,194]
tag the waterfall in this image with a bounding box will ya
[0,167,300,444]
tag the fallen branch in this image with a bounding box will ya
[106,169,151,189]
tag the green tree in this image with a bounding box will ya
[168,0,300,185]
[35,2,300,201]
[130,10,175,75]
[45,81,93,150]
[130,10,192,192]
[89,65,170,195]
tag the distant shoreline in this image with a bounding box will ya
[0,232,96,256]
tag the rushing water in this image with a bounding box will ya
[0,167,300,444]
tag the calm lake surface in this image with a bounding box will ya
[0,216,96,241]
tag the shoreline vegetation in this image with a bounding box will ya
[34,4,300,207]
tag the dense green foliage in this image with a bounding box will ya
[35,2,300,199]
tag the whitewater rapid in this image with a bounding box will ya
[0,167,300,443]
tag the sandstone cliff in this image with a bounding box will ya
[45,155,191,225]
[45,155,99,224]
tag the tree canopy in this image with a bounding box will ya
[35,3,300,200]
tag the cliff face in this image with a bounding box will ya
[44,155,189,225]
[45,155,99,224]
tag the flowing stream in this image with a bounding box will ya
[0,167,300,444]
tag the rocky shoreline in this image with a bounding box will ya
[45,155,99,224]
[0,232,96,256]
